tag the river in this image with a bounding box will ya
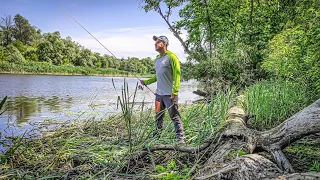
[0,74,201,137]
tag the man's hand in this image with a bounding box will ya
[140,80,145,86]
[170,93,178,102]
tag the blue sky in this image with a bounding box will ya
[1,0,187,61]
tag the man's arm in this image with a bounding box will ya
[143,75,157,85]
[169,52,181,95]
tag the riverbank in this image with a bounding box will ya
[0,90,231,179]
[0,61,153,78]
[1,79,319,179]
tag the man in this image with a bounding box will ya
[140,35,186,144]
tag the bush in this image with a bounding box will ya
[5,44,25,63]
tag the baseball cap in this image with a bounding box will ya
[153,35,169,46]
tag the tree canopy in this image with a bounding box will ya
[0,13,156,75]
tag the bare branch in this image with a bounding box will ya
[156,4,192,55]
[204,0,213,57]
[166,0,173,22]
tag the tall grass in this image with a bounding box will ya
[0,80,236,179]
[113,78,138,152]
[0,61,151,77]
[243,79,315,130]
[0,96,7,115]
[180,88,236,146]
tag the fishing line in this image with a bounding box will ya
[61,7,155,95]
[61,7,117,58]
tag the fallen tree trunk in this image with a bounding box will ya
[118,98,320,179]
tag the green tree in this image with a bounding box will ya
[140,0,303,89]
[63,36,79,65]
[0,46,5,61]
[24,46,38,62]
[141,57,155,74]
[106,55,120,69]
[11,40,26,56]
[5,44,25,63]
[51,39,65,65]
[37,40,53,63]
[93,52,104,68]
[100,56,109,68]
[0,13,154,76]
[262,0,320,92]
[74,48,95,67]
[13,14,38,45]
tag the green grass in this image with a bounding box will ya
[1,78,319,178]
[0,80,235,179]
[0,61,152,77]
[308,161,320,172]
[243,79,316,130]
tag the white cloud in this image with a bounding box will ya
[72,26,188,62]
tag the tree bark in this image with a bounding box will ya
[204,0,213,57]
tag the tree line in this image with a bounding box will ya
[0,14,156,75]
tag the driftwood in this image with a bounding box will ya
[118,97,320,179]
[193,90,210,97]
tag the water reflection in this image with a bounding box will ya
[3,96,73,125]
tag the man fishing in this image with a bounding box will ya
[140,35,186,144]
[62,9,186,143]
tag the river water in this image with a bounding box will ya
[0,74,201,137]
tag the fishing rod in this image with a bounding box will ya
[61,7,155,95]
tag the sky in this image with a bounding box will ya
[0,0,188,61]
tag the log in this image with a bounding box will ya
[257,99,320,172]
[118,98,320,179]
[193,90,209,97]
[258,99,320,149]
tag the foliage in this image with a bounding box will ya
[308,161,320,172]
[0,131,27,164]
[24,46,38,61]
[140,0,320,95]
[5,44,25,63]
[0,46,5,61]
[0,61,152,77]
[151,160,191,180]
[262,2,320,92]
[13,14,39,45]
[0,14,155,76]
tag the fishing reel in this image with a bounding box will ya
[138,84,144,91]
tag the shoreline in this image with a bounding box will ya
[0,71,153,78]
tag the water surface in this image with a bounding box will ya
[0,74,200,136]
